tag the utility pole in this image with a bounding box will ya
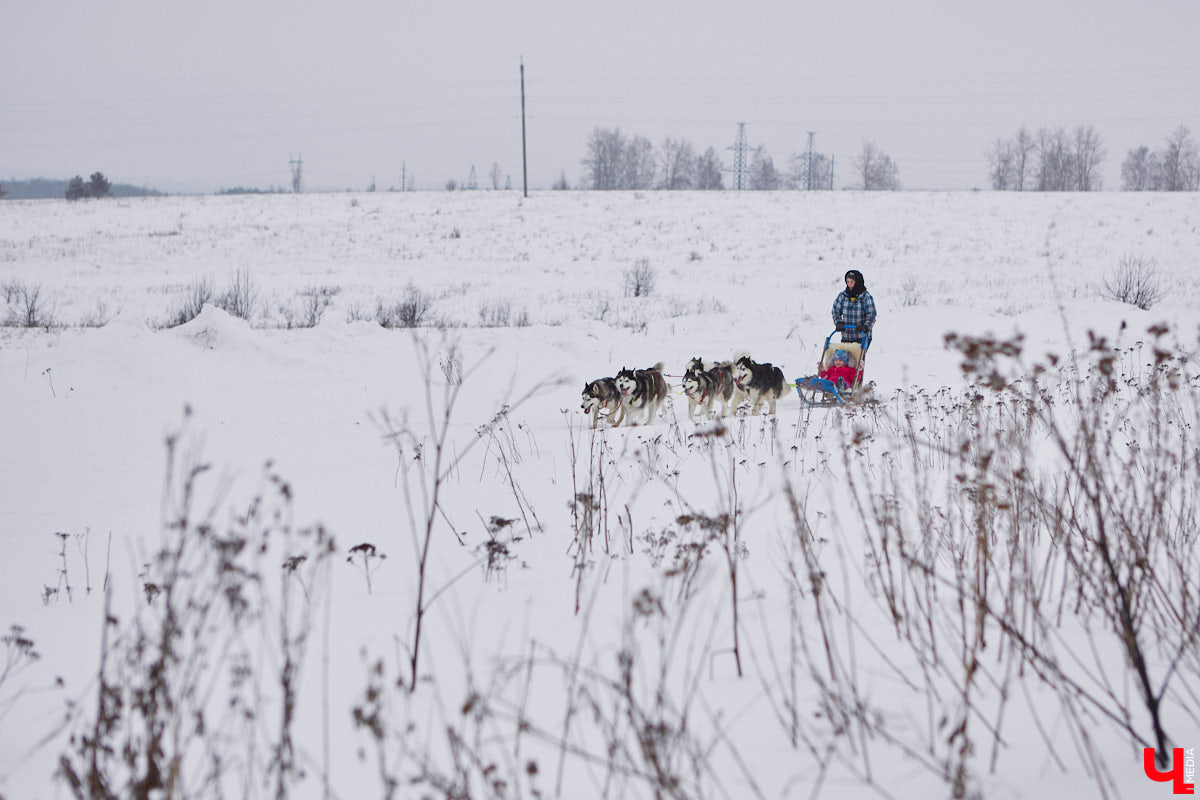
[400,162,406,191]
[289,154,303,193]
[725,123,750,191]
[804,132,816,190]
[520,57,528,198]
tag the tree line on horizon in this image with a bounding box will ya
[65,173,112,201]
[987,123,1199,192]
[2,122,1196,197]
[573,123,1198,193]
[573,126,888,192]
[0,176,164,200]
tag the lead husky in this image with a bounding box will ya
[615,363,669,425]
[581,377,625,429]
[732,355,785,416]
[682,357,741,420]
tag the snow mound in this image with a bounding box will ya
[89,311,153,341]
[172,304,254,351]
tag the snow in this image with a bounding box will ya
[1,190,1199,799]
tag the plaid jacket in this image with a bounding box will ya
[831,290,876,342]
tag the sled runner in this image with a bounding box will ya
[794,327,871,407]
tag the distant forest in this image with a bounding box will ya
[1,178,165,200]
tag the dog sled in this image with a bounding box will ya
[793,327,871,407]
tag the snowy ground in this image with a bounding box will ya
[1,190,1198,800]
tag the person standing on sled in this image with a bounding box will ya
[832,269,876,343]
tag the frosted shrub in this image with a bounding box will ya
[279,285,339,329]
[2,281,58,329]
[1101,253,1165,309]
[375,282,432,328]
[478,300,529,328]
[215,269,258,322]
[163,277,214,327]
[623,258,656,298]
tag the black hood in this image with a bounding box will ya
[844,269,866,298]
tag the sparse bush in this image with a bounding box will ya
[478,300,529,328]
[375,282,432,328]
[344,299,370,323]
[215,268,258,321]
[3,282,58,328]
[163,277,215,327]
[623,258,656,298]
[1101,253,1165,309]
[77,299,110,328]
[280,284,339,328]
[162,271,258,327]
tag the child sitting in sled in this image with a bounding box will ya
[819,349,860,390]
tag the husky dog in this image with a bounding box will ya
[682,357,741,420]
[733,355,786,416]
[615,363,669,425]
[581,377,625,429]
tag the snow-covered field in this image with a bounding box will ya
[1,190,1199,800]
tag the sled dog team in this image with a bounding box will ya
[581,269,878,428]
[581,355,786,429]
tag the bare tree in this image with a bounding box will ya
[986,137,1017,190]
[854,139,900,190]
[621,135,657,190]
[695,147,724,190]
[1073,124,1105,191]
[749,146,782,190]
[1012,125,1035,190]
[581,126,627,190]
[1121,146,1159,190]
[787,151,834,190]
[1159,124,1200,191]
[488,162,502,190]
[1036,126,1072,191]
[658,137,696,190]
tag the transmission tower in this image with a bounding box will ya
[289,154,303,193]
[467,164,478,190]
[724,123,751,191]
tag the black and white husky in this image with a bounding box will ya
[615,363,669,425]
[732,355,785,416]
[682,357,741,420]
[581,377,625,429]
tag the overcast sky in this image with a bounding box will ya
[4,0,1198,193]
